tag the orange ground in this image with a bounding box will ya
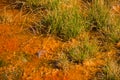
[0,2,119,80]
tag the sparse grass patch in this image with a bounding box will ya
[0,72,8,80]
[11,66,23,80]
[47,0,60,10]
[26,0,41,7]
[84,0,110,30]
[15,51,33,63]
[0,66,23,80]
[66,38,98,64]
[56,53,70,70]
[103,60,120,80]
[1,0,120,79]
[83,0,120,44]
[26,0,60,10]
[107,16,120,43]
[107,28,120,43]
[41,5,84,41]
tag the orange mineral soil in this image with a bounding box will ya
[0,2,119,80]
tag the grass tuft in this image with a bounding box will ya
[103,60,120,80]
[84,0,110,30]
[41,4,84,41]
[66,38,98,64]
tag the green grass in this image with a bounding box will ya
[103,60,120,80]
[41,5,85,41]
[66,37,98,64]
[14,51,33,63]
[57,52,70,70]
[26,0,60,10]
[107,15,120,43]
[26,0,41,6]
[1,0,120,79]
[82,0,120,44]
[84,0,110,30]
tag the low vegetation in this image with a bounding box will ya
[0,0,120,80]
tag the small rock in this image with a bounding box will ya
[35,50,47,58]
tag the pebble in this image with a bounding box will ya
[35,50,47,58]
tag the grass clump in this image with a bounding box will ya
[107,15,120,43]
[26,0,41,7]
[66,38,98,64]
[47,0,60,10]
[42,5,84,41]
[15,51,33,63]
[83,0,120,44]
[103,60,120,80]
[56,53,70,70]
[83,0,110,30]
[26,0,60,10]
